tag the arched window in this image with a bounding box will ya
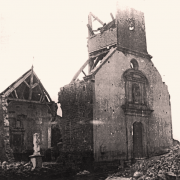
[130,59,139,70]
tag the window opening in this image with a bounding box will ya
[130,59,139,70]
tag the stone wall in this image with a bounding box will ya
[93,50,172,161]
[58,50,172,164]
[58,80,94,164]
[116,5,148,55]
[0,100,53,162]
[93,50,127,162]
[0,96,14,162]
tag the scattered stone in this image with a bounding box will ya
[77,170,90,175]
[133,171,143,179]
[2,161,7,169]
[106,144,180,180]
[106,177,130,180]
[137,175,146,180]
[158,173,166,180]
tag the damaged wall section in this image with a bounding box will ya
[7,101,52,161]
[58,80,94,167]
[0,96,14,162]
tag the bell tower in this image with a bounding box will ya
[116,4,149,57]
[87,4,152,77]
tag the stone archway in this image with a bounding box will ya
[133,122,143,159]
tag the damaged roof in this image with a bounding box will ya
[0,66,52,103]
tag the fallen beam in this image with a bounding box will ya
[91,47,117,74]
[24,80,30,88]
[32,83,39,89]
[7,97,52,104]
[88,13,93,37]
[88,59,94,74]
[89,49,110,58]
[87,24,94,36]
[91,57,99,70]
[100,20,115,33]
[14,90,18,99]
[4,71,31,97]
[70,58,91,83]
[90,12,104,25]
[28,67,34,100]
[33,72,52,102]
[82,70,87,76]
[110,13,115,20]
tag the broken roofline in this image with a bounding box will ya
[0,67,52,102]
[0,69,31,96]
[70,45,152,85]
[70,47,117,84]
[87,12,115,36]
[70,9,153,84]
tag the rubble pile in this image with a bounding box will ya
[0,161,34,179]
[0,161,79,179]
[107,144,180,180]
[131,145,180,180]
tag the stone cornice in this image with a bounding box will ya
[121,104,153,117]
[117,46,152,60]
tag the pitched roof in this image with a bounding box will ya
[0,67,52,103]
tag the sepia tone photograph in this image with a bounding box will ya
[0,0,179,179]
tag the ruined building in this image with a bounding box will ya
[0,67,61,162]
[58,5,173,166]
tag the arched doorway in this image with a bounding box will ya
[133,122,143,159]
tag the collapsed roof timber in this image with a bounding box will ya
[71,12,117,83]
[0,66,52,104]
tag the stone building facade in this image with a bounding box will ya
[58,5,173,166]
[0,67,61,162]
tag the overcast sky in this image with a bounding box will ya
[0,0,180,140]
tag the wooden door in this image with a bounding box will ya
[133,122,143,159]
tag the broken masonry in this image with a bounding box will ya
[58,4,173,170]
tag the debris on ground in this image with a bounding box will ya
[106,144,180,180]
[77,170,90,175]
[0,160,79,179]
[0,144,180,179]
[106,177,130,180]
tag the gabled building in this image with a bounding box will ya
[0,67,59,162]
[58,5,173,167]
